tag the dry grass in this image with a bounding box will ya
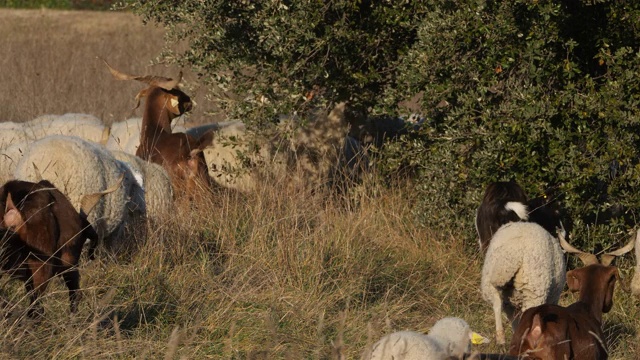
[0,8,218,125]
[0,8,638,360]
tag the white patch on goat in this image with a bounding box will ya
[131,168,144,190]
[170,98,179,109]
[505,201,529,221]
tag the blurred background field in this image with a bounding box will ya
[0,7,219,124]
[0,6,638,360]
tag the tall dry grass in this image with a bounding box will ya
[0,8,638,360]
[0,8,218,125]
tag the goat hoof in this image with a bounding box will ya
[27,306,44,319]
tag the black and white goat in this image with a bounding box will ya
[476,180,562,252]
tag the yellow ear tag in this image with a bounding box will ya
[471,332,489,345]
[170,98,179,109]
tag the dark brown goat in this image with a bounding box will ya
[101,59,213,197]
[0,179,117,316]
[508,233,635,359]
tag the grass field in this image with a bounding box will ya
[0,8,638,359]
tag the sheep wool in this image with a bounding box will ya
[111,150,173,221]
[0,141,30,184]
[14,135,135,249]
[366,317,480,360]
[106,117,188,155]
[481,221,566,344]
[0,121,29,149]
[24,113,107,143]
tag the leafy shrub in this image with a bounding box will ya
[125,0,640,251]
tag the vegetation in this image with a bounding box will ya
[0,5,638,359]
[126,0,640,253]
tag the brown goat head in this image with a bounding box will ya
[567,264,618,318]
[101,58,192,125]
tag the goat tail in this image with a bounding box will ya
[505,201,529,221]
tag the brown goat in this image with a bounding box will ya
[0,179,119,316]
[101,59,213,197]
[508,233,635,359]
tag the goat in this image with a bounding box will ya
[508,231,636,359]
[0,178,119,316]
[14,135,139,251]
[476,181,562,252]
[101,59,213,197]
[481,222,566,345]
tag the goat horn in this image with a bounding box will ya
[100,57,182,90]
[558,231,599,266]
[79,174,124,216]
[32,162,43,182]
[600,230,637,266]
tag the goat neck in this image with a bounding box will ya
[141,86,177,133]
[138,87,180,160]
[566,264,618,323]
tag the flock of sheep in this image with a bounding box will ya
[0,62,422,323]
[1,60,638,359]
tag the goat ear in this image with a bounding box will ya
[3,193,25,230]
[526,313,543,346]
[566,269,582,292]
[167,95,181,115]
[602,267,619,314]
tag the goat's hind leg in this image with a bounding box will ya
[25,260,51,318]
[62,268,81,314]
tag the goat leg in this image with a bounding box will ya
[62,269,81,313]
[25,259,51,318]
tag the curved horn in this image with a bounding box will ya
[79,174,124,216]
[100,57,182,90]
[558,231,599,266]
[32,162,43,182]
[600,230,637,266]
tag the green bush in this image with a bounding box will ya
[125,0,640,251]
[389,0,640,252]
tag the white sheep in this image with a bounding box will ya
[0,141,30,184]
[365,317,486,360]
[184,120,239,141]
[481,221,566,345]
[23,113,108,144]
[631,229,640,297]
[198,120,260,192]
[13,135,137,250]
[196,103,351,192]
[110,150,173,221]
[0,121,30,149]
[105,117,188,154]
